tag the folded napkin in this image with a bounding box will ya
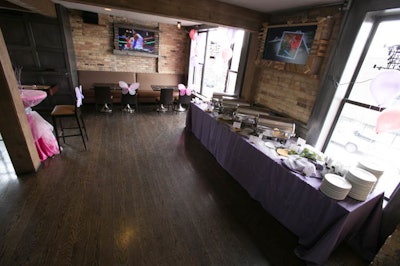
[283,156,318,177]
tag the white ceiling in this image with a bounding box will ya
[52,0,343,27]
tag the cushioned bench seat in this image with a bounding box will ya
[78,71,184,104]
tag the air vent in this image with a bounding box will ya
[82,11,98,24]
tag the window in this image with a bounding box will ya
[323,18,400,200]
[187,27,247,98]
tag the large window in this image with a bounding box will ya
[323,18,400,200]
[187,27,246,98]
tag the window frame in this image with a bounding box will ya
[322,15,400,201]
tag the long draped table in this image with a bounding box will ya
[186,103,383,265]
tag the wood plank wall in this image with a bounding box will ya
[61,0,265,31]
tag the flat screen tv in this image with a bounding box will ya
[113,23,159,56]
[262,24,317,65]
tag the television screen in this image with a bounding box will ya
[263,25,317,65]
[114,24,158,55]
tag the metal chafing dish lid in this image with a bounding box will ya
[236,107,260,117]
[222,99,251,107]
[257,114,296,135]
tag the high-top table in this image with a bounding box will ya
[20,89,60,161]
[22,84,58,96]
[186,102,384,265]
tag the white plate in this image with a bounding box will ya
[324,174,352,190]
[347,167,377,183]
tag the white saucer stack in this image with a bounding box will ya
[320,173,352,200]
[357,160,385,190]
[345,167,377,201]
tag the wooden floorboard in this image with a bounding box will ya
[0,105,368,266]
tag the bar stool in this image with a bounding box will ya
[156,88,174,112]
[94,86,113,113]
[176,84,193,112]
[175,94,191,112]
[119,81,139,113]
[51,86,88,151]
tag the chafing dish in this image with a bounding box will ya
[234,107,259,128]
[213,98,251,119]
[257,114,296,140]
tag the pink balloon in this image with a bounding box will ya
[189,29,197,41]
[221,47,233,63]
[376,107,400,134]
[370,70,400,107]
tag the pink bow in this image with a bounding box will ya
[178,83,192,96]
[119,81,139,95]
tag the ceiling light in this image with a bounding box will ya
[104,8,112,11]
[177,21,181,29]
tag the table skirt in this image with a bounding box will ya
[186,103,383,265]
[27,111,60,161]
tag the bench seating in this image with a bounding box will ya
[78,71,184,104]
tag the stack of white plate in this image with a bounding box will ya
[357,160,385,190]
[345,167,377,201]
[320,173,352,200]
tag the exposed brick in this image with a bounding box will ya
[69,11,189,74]
[253,7,341,124]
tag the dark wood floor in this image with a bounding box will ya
[0,104,369,266]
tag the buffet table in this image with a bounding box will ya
[20,89,60,161]
[186,103,383,265]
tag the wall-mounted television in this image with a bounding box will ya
[262,24,317,65]
[113,23,159,57]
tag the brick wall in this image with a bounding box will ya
[69,10,189,74]
[68,6,341,124]
[252,6,343,124]
[254,69,320,123]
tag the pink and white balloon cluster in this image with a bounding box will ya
[370,70,400,133]
[188,29,233,65]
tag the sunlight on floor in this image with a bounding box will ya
[0,134,17,181]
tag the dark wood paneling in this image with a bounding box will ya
[0,9,75,109]
[63,0,265,31]
[6,48,36,67]
[0,15,28,46]
[31,21,63,49]
[37,50,67,70]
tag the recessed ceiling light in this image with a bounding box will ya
[104,8,112,11]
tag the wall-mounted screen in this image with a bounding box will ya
[113,24,158,56]
[262,24,317,65]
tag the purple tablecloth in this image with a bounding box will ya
[186,103,383,265]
